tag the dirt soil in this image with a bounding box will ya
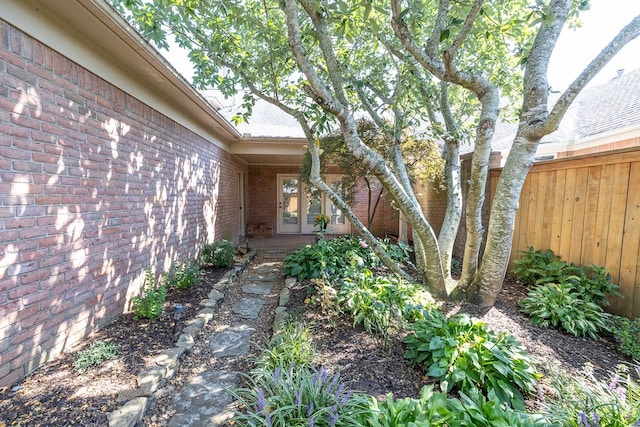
[0,258,631,426]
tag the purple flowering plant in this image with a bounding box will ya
[231,364,367,427]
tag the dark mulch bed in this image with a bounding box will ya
[0,266,230,427]
[0,262,632,426]
[285,275,630,402]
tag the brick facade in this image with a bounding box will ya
[0,20,247,388]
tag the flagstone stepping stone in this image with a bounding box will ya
[252,263,282,273]
[209,325,256,357]
[242,283,274,295]
[243,274,280,282]
[232,298,265,319]
[168,370,238,427]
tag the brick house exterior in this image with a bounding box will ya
[0,0,402,389]
[0,1,249,388]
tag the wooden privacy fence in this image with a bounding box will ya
[491,147,640,318]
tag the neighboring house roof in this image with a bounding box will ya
[574,68,640,138]
[463,68,640,160]
[208,92,306,139]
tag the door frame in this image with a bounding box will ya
[238,172,245,238]
[277,174,301,233]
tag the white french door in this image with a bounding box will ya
[277,175,300,233]
[300,175,350,235]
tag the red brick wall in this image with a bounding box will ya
[351,178,399,237]
[0,20,247,388]
[246,165,301,231]
[246,166,399,237]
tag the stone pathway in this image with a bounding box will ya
[160,249,293,426]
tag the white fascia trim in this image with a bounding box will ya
[566,124,640,151]
[2,0,241,148]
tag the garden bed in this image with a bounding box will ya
[0,266,230,426]
[0,260,633,426]
[286,275,628,400]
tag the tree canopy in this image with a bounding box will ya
[113,0,640,305]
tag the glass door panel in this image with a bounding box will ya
[278,175,300,233]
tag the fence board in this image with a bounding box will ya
[580,166,602,265]
[540,170,556,249]
[526,173,539,253]
[592,164,615,267]
[569,167,589,262]
[550,169,567,254]
[605,162,630,312]
[618,162,640,317]
[515,174,532,258]
[558,168,577,260]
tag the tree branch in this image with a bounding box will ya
[540,14,640,136]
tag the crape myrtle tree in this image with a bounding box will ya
[113,0,640,306]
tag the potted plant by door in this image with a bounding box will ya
[314,213,330,232]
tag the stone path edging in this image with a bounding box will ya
[106,251,256,427]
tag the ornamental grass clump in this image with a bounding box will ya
[539,363,640,426]
[253,318,316,374]
[231,366,368,427]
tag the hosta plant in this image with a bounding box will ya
[337,270,436,335]
[519,283,611,338]
[512,247,566,285]
[283,235,411,281]
[356,385,545,426]
[609,316,640,360]
[404,310,539,409]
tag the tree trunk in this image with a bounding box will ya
[468,135,537,305]
[438,139,462,279]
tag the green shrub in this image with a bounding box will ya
[573,263,622,306]
[512,248,621,306]
[337,269,436,335]
[356,385,545,426]
[231,366,368,427]
[201,239,235,267]
[132,267,167,320]
[253,318,316,374]
[283,235,410,281]
[73,340,119,373]
[512,247,566,285]
[539,363,640,426]
[283,242,327,281]
[404,310,539,409]
[610,316,640,360]
[170,260,202,290]
[519,283,611,339]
